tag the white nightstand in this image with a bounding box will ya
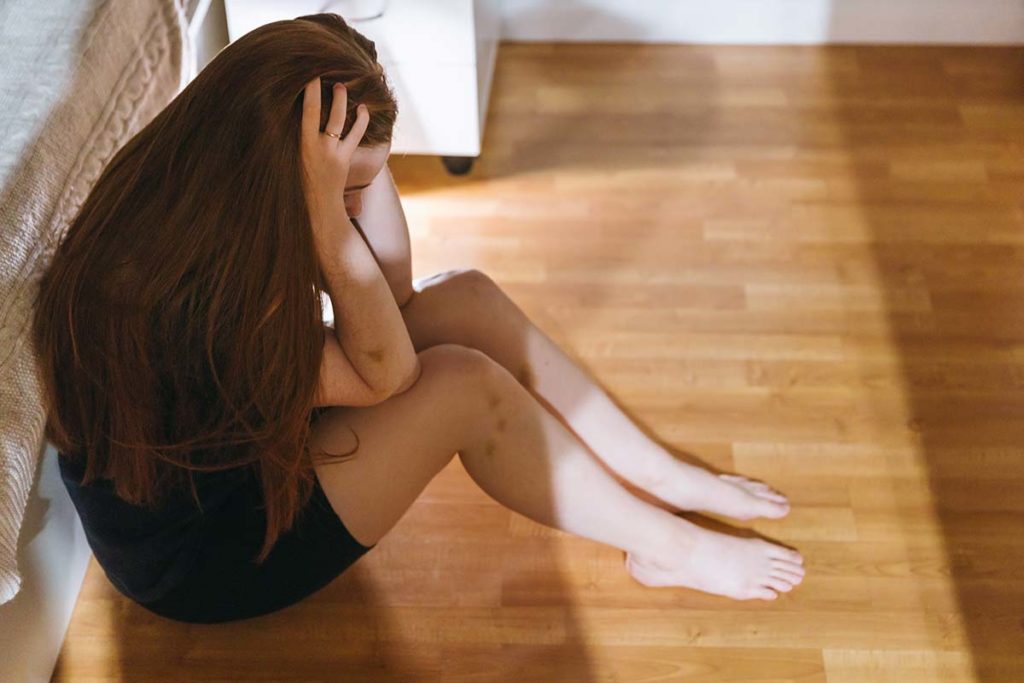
[224,0,501,174]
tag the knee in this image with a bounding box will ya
[419,342,503,378]
[416,344,514,437]
[417,343,508,388]
[419,268,508,307]
[456,268,498,292]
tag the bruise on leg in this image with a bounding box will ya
[365,347,385,363]
[485,389,507,439]
[517,363,535,391]
[483,438,497,458]
[486,390,502,410]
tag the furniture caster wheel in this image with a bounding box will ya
[442,156,475,175]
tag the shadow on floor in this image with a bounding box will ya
[825,43,1024,681]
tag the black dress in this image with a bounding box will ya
[58,433,375,624]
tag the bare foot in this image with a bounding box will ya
[625,523,805,601]
[644,462,790,521]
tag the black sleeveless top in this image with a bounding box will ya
[58,452,252,604]
[56,406,375,624]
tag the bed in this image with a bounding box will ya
[0,1,208,679]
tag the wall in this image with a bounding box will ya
[194,0,229,72]
[202,1,1024,48]
[501,0,1024,45]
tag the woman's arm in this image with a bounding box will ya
[313,322,423,407]
[350,162,415,308]
[317,205,419,401]
[300,77,417,402]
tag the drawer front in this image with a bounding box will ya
[225,0,478,65]
[389,63,480,156]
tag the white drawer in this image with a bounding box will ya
[390,63,480,156]
[223,0,501,158]
[225,0,478,65]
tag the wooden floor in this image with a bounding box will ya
[54,44,1024,681]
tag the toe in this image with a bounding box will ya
[766,576,795,593]
[728,476,770,494]
[729,476,790,509]
[765,544,804,565]
[772,558,805,575]
[756,489,789,504]
[758,499,790,519]
[730,476,782,496]
[748,587,778,601]
[779,548,804,564]
[772,565,805,584]
[772,556,805,571]
[722,474,763,489]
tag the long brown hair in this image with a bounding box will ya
[32,13,397,564]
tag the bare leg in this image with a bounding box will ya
[311,344,805,601]
[399,270,790,521]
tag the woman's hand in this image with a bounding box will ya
[300,76,370,259]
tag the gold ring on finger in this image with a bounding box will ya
[323,130,342,139]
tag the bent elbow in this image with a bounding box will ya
[384,356,423,399]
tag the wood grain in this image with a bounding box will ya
[53,44,1024,682]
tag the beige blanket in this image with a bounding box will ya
[0,0,192,605]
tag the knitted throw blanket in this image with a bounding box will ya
[0,0,190,605]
